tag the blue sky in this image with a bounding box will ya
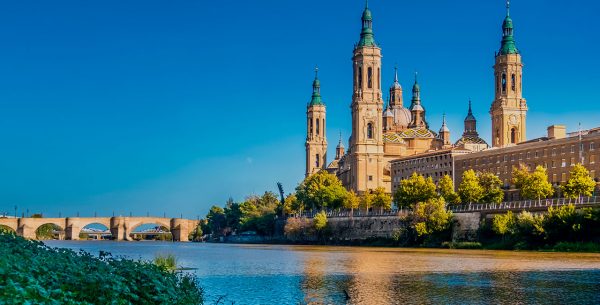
[0,0,599,218]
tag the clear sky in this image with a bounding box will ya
[0,0,599,218]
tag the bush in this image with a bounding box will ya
[552,242,600,253]
[154,254,178,272]
[0,233,203,304]
[441,241,483,249]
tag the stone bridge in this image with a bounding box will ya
[0,216,200,241]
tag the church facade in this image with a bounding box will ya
[306,2,526,194]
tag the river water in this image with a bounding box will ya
[44,241,600,305]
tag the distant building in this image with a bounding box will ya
[391,148,472,194]
[454,126,600,200]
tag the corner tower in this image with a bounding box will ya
[305,68,327,177]
[349,1,384,192]
[491,0,528,147]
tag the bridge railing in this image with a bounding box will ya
[447,196,600,213]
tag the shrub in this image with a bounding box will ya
[0,233,203,304]
[441,241,483,249]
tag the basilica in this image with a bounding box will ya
[305,1,527,193]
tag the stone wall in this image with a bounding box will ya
[451,212,482,242]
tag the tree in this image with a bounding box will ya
[313,211,328,231]
[511,164,530,190]
[360,190,374,211]
[343,190,360,215]
[521,166,554,202]
[411,197,453,237]
[371,187,392,212]
[206,206,226,236]
[457,170,484,204]
[479,172,504,204]
[283,194,301,215]
[296,171,348,210]
[492,211,516,239]
[393,172,437,208]
[437,175,461,205]
[562,164,596,202]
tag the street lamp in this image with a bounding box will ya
[14,206,17,218]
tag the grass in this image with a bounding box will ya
[154,253,178,272]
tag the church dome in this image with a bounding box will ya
[392,107,411,127]
[383,108,393,117]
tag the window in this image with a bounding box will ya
[552,148,557,156]
[526,152,531,159]
[358,67,362,89]
[591,155,596,164]
[561,159,566,167]
[315,154,320,168]
[570,157,575,165]
[368,175,373,181]
[367,123,374,139]
[552,161,556,168]
[511,74,516,91]
[535,151,539,158]
[561,173,567,182]
[591,170,596,179]
[316,119,320,135]
[511,128,517,143]
[571,145,575,153]
[591,142,596,151]
[552,174,557,183]
[502,73,507,93]
[377,68,380,89]
[367,67,373,88]
[309,119,313,135]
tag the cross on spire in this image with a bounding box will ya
[506,0,510,16]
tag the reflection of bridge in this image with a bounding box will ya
[0,216,199,241]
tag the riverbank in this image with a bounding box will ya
[0,233,203,304]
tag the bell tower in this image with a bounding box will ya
[349,1,385,192]
[305,68,327,177]
[491,0,527,147]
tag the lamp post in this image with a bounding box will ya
[14,206,17,218]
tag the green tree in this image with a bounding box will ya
[283,193,302,214]
[543,204,581,243]
[206,206,226,236]
[457,170,484,204]
[437,175,461,205]
[521,166,554,202]
[511,164,530,190]
[371,187,392,212]
[296,171,348,210]
[479,172,504,204]
[492,211,516,239]
[344,190,360,215]
[411,197,453,237]
[393,172,437,208]
[515,211,545,245]
[360,190,374,211]
[562,164,596,202]
[313,211,328,231]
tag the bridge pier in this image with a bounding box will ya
[110,217,132,241]
[65,218,80,240]
[171,218,192,242]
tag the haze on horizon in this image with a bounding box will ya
[0,0,599,218]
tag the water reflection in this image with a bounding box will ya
[45,242,600,305]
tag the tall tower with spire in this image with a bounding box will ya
[348,1,385,192]
[491,0,528,147]
[408,73,428,129]
[305,68,328,177]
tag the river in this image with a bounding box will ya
[44,241,600,305]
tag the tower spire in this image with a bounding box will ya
[394,65,399,84]
[499,0,518,55]
[309,66,323,106]
[357,0,376,47]
[506,0,510,16]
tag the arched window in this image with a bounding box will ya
[511,128,517,144]
[309,118,313,136]
[358,67,363,89]
[496,129,500,145]
[377,68,380,89]
[511,74,516,91]
[316,119,320,135]
[322,118,325,136]
[315,154,320,167]
[367,67,373,89]
[367,123,374,139]
[502,73,507,93]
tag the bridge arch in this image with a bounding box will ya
[78,222,111,240]
[128,218,173,241]
[33,222,65,240]
[0,224,16,233]
[0,218,18,232]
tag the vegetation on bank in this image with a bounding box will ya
[0,233,203,304]
[199,162,597,251]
